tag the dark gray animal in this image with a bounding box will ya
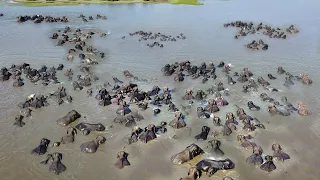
[53,127,77,146]
[195,158,235,177]
[57,110,81,126]
[272,143,290,161]
[260,155,276,172]
[41,153,66,175]
[246,146,263,165]
[13,115,25,127]
[194,126,210,140]
[31,138,50,155]
[75,122,105,135]
[114,151,130,169]
[80,135,106,153]
[171,144,204,164]
[206,140,224,157]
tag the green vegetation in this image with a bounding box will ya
[171,0,201,5]
[8,0,201,7]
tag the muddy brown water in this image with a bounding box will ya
[0,0,320,180]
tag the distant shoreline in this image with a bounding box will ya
[7,0,19,3]
[9,0,202,7]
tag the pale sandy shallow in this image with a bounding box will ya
[0,1,320,180]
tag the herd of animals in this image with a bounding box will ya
[0,12,313,180]
[224,21,300,51]
[122,31,187,48]
[16,13,107,23]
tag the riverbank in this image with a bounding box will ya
[10,0,201,6]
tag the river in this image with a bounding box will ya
[0,0,320,180]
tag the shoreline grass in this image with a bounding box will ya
[6,0,202,7]
[171,0,200,5]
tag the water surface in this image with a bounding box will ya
[0,1,320,180]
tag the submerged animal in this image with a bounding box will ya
[169,111,186,129]
[139,124,157,143]
[206,140,224,157]
[246,146,264,166]
[75,122,105,135]
[31,138,50,155]
[194,126,210,141]
[260,155,276,172]
[195,158,235,177]
[57,110,81,126]
[13,114,25,127]
[41,152,66,175]
[53,127,77,146]
[171,144,204,165]
[272,143,290,161]
[80,135,106,153]
[179,167,201,180]
[114,151,131,169]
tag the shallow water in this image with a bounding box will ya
[0,0,320,180]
